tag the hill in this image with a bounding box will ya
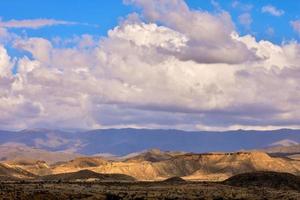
[4,160,52,176]
[262,143,300,154]
[40,169,135,182]
[224,171,300,191]
[1,150,300,182]
[0,163,36,180]
[162,176,186,183]
[52,157,108,169]
[289,154,300,160]
[124,149,186,162]
[51,151,300,181]
[0,143,79,164]
[260,143,300,160]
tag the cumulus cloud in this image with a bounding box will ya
[0,0,300,131]
[0,18,77,29]
[125,0,258,64]
[291,20,300,35]
[0,45,13,76]
[261,5,284,17]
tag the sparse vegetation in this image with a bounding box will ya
[1,150,300,199]
[0,176,299,200]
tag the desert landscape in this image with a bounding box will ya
[1,146,300,199]
[1,173,300,200]
[1,0,300,199]
[1,129,300,199]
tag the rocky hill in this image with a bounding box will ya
[0,163,36,180]
[40,169,135,182]
[0,143,79,164]
[50,151,300,181]
[124,149,185,162]
[50,157,108,173]
[224,171,300,191]
[2,150,300,181]
[4,160,51,176]
[263,143,300,154]
[260,143,300,160]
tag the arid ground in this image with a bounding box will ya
[0,180,299,200]
[1,171,300,200]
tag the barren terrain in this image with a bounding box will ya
[0,176,299,200]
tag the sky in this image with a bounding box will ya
[0,0,300,131]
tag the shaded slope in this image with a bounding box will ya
[4,160,52,176]
[40,169,135,181]
[51,151,300,181]
[224,171,300,191]
[124,149,185,162]
[183,152,300,180]
[162,176,186,183]
[0,163,36,180]
[51,157,108,170]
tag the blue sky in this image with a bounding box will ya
[0,0,132,38]
[0,0,299,44]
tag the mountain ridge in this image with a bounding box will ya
[1,128,300,156]
[48,151,300,181]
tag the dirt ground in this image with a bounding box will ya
[0,181,299,200]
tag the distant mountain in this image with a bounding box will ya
[1,128,300,156]
[259,143,300,161]
[269,139,299,147]
[262,144,300,154]
[0,143,80,164]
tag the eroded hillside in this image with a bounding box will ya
[4,150,299,181]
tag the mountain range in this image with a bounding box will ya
[1,128,300,182]
[0,128,300,156]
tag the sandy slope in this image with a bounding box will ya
[49,151,300,181]
[0,163,36,180]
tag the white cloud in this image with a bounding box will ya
[0,19,77,29]
[125,0,258,64]
[14,38,53,63]
[261,5,284,17]
[0,0,300,131]
[0,45,13,77]
[238,13,252,28]
[232,1,253,11]
[291,20,300,35]
[266,27,275,37]
[0,28,9,38]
